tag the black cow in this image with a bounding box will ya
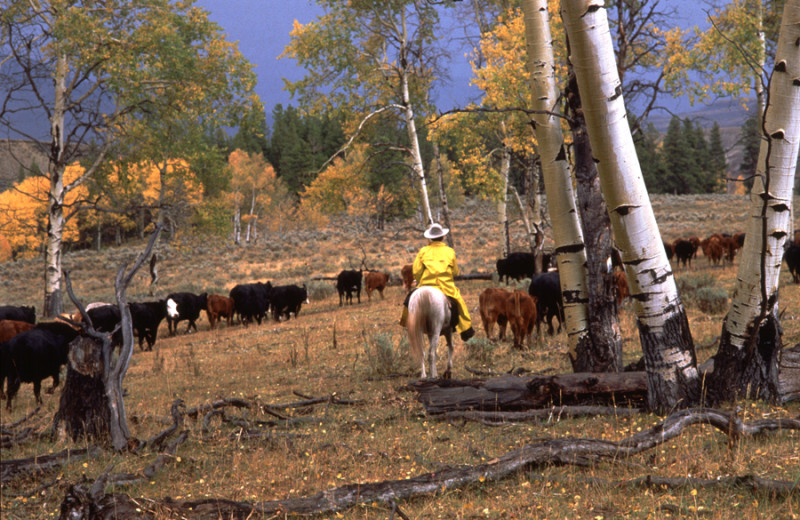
[663,241,674,261]
[0,305,36,324]
[269,284,309,321]
[230,282,272,326]
[1,321,79,410]
[496,252,535,283]
[528,271,564,335]
[673,239,696,268]
[86,304,122,346]
[130,300,167,351]
[337,270,362,306]
[165,292,208,335]
[784,243,800,283]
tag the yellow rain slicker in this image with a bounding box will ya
[412,241,472,333]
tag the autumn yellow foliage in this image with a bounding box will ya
[300,144,394,226]
[0,163,88,258]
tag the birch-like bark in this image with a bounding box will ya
[432,141,454,248]
[522,0,595,370]
[562,0,699,409]
[43,52,68,317]
[399,10,433,227]
[709,0,800,404]
[499,141,511,259]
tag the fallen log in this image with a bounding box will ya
[405,372,648,414]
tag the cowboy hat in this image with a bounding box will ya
[424,223,449,239]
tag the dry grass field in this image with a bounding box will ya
[1,194,799,519]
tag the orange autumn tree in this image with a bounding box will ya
[0,163,88,259]
[86,159,205,243]
[226,149,288,244]
[300,144,396,230]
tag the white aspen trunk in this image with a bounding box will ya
[432,141,454,247]
[562,0,699,408]
[233,204,241,245]
[245,188,257,243]
[710,0,800,403]
[499,141,511,259]
[756,0,767,119]
[399,10,433,226]
[43,52,68,318]
[522,0,594,370]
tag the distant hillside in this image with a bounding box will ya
[648,98,758,194]
[0,140,49,191]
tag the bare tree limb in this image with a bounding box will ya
[85,408,797,518]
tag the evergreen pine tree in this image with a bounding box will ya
[635,122,667,192]
[662,116,691,193]
[708,122,728,192]
[738,115,760,191]
[682,118,702,192]
[231,105,268,156]
[693,121,711,191]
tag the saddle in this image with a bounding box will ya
[403,288,460,332]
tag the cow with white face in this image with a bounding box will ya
[165,292,208,335]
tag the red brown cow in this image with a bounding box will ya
[478,288,510,341]
[701,236,724,266]
[613,270,630,306]
[206,294,234,329]
[504,290,537,349]
[365,271,390,300]
[0,319,36,344]
[401,264,414,293]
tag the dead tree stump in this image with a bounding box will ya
[53,335,110,442]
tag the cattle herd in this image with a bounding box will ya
[0,278,314,411]
[2,234,800,408]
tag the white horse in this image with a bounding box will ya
[407,286,454,379]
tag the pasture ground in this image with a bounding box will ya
[1,194,799,519]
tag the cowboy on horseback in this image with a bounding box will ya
[400,223,475,342]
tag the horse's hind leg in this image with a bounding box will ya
[442,333,453,379]
[428,335,438,379]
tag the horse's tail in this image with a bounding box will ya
[407,290,425,365]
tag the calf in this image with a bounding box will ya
[230,282,272,326]
[0,319,36,344]
[701,236,724,266]
[205,294,234,330]
[785,243,800,283]
[478,288,510,341]
[528,271,564,335]
[166,292,208,335]
[1,321,79,410]
[504,290,537,349]
[269,284,309,321]
[0,305,36,324]
[364,271,390,300]
[337,270,362,306]
[130,300,167,350]
[401,264,414,292]
[720,234,740,264]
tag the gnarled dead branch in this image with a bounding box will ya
[59,408,800,519]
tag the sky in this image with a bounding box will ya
[196,0,482,121]
[196,0,713,128]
